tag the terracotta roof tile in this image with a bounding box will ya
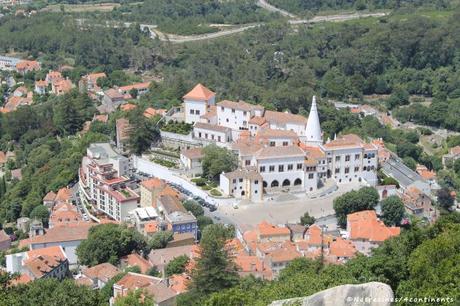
[183,84,215,101]
[347,210,400,242]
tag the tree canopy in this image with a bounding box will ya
[201,145,238,181]
[76,224,148,266]
[333,187,379,227]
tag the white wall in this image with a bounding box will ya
[184,100,207,124]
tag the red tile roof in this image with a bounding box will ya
[122,253,153,274]
[183,84,215,101]
[83,262,120,282]
[347,210,400,242]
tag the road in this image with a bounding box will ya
[289,12,387,24]
[256,0,297,18]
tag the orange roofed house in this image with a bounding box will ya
[15,60,40,74]
[6,245,69,280]
[77,262,120,289]
[111,272,177,306]
[347,210,400,255]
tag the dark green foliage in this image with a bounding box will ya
[381,195,405,226]
[148,231,174,249]
[197,215,214,231]
[300,212,316,226]
[112,0,278,35]
[161,121,193,135]
[165,255,190,276]
[436,187,454,210]
[76,224,148,266]
[381,176,399,188]
[0,276,103,306]
[183,200,204,217]
[201,145,238,181]
[126,109,160,155]
[333,187,379,227]
[29,205,50,226]
[185,224,238,303]
[146,266,161,277]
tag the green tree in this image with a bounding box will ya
[148,231,173,250]
[381,177,399,188]
[381,195,405,226]
[126,110,160,155]
[197,215,214,231]
[165,255,190,276]
[76,224,147,266]
[146,266,160,277]
[201,145,238,181]
[183,200,204,217]
[114,289,154,306]
[300,212,315,226]
[436,187,454,210]
[29,205,50,226]
[187,224,239,300]
[333,187,379,228]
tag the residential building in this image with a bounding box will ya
[401,186,437,222]
[120,253,153,274]
[129,207,160,235]
[442,146,460,166]
[18,223,92,266]
[51,78,73,95]
[102,89,131,113]
[48,202,83,228]
[0,55,21,71]
[34,80,47,94]
[118,82,150,97]
[180,148,203,177]
[111,272,177,306]
[78,262,120,289]
[347,210,400,255]
[79,72,106,93]
[6,246,69,280]
[156,195,197,239]
[115,118,132,153]
[15,60,40,74]
[183,83,216,124]
[219,168,263,202]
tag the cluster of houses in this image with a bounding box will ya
[78,143,198,240]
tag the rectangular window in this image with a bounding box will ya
[297,163,303,170]
[345,167,350,174]
[269,141,276,147]
[278,165,284,172]
[232,109,235,113]
[355,154,360,160]
[345,155,350,162]
[245,160,251,166]
[221,106,224,111]
[335,168,340,174]
[269,165,275,172]
[260,166,266,172]
[196,110,200,115]
[239,178,243,183]
[288,164,293,171]
[190,109,194,114]
[308,173,314,179]
[233,179,236,183]
[218,136,221,142]
[354,166,360,172]
[254,180,259,184]
[282,141,288,146]
[335,156,341,162]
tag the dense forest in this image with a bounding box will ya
[268,0,454,14]
[111,0,280,35]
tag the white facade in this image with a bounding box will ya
[184,99,208,124]
[219,169,263,202]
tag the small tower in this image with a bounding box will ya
[305,96,322,146]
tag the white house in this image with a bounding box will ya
[219,168,263,202]
[183,83,216,124]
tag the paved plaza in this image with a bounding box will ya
[211,182,363,230]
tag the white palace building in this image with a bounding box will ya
[172,84,378,202]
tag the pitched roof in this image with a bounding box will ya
[169,274,190,294]
[140,178,165,190]
[24,246,67,278]
[83,262,120,283]
[148,245,194,268]
[217,100,264,112]
[181,148,203,160]
[20,223,92,247]
[121,253,152,274]
[347,210,400,242]
[118,82,150,92]
[183,83,215,101]
[55,187,72,203]
[115,273,177,304]
[158,195,186,214]
[264,110,307,125]
[120,103,137,111]
[329,237,357,258]
[256,128,298,139]
[248,116,266,125]
[255,145,305,159]
[323,134,376,150]
[194,122,230,133]
[256,221,290,237]
[43,191,57,202]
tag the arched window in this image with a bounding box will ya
[271,180,279,187]
[282,179,290,187]
[294,178,302,186]
[263,181,268,188]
